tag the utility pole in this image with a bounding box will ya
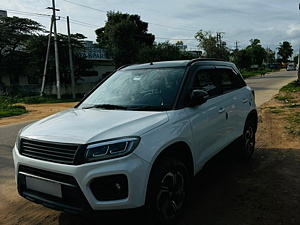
[67,16,76,99]
[216,32,224,59]
[298,4,300,80]
[235,41,239,51]
[216,33,220,48]
[40,19,53,96]
[48,0,61,99]
[216,32,224,47]
[298,42,300,81]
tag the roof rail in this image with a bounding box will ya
[187,58,226,66]
[117,64,131,70]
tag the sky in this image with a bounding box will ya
[2,0,300,55]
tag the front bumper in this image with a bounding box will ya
[13,146,151,213]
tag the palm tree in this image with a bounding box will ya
[277,41,293,63]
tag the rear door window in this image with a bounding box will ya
[216,68,245,94]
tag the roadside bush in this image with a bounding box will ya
[5,85,39,98]
[21,94,83,104]
[22,96,48,104]
[0,103,27,118]
[0,96,19,105]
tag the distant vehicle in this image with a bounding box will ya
[287,63,296,71]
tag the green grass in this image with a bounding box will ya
[286,112,300,124]
[282,104,300,109]
[285,126,300,136]
[278,80,300,136]
[0,103,27,118]
[0,94,82,119]
[241,69,271,79]
[270,109,284,114]
[274,95,297,104]
[280,80,300,93]
[21,96,81,104]
[275,80,300,105]
[283,115,300,135]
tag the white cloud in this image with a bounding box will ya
[1,0,300,54]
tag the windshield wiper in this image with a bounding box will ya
[82,104,128,110]
[128,105,168,111]
[83,104,168,111]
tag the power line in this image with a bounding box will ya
[60,17,99,28]
[61,0,198,32]
[3,9,101,29]
[148,23,196,32]
[3,4,198,42]
[61,0,106,13]
[2,9,51,18]
[155,37,196,41]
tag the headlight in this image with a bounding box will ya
[84,137,140,162]
[15,127,25,152]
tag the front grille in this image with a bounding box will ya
[20,139,80,164]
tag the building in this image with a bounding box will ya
[43,41,115,95]
[0,39,115,95]
[75,41,115,84]
[0,10,7,18]
[0,11,115,95]
[175,41,187,52]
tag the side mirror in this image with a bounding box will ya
[187,89,209,107]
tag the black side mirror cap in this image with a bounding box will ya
[187,89,209,107]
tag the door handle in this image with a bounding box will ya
[243,98,248,103]
[219,107,225,114]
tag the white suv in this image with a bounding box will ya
[13,59,257,224]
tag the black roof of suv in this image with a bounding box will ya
[120,58,238,70]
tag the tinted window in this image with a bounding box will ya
[217,68,244,93]
[192,69,220,98]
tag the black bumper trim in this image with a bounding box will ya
[23,190,83,214]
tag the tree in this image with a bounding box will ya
[95,11,155,68]
[25,33,93,84]
[246,39,267,66]
[265,48,275,64]
[138,42,194,63]
[0,16,44,83]
[231,39,269,70]
[277,41,293,63]
[194,30,230,60]
[0,16,45,53]
[231,49,252,70]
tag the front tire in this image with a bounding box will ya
[146,157,190,224]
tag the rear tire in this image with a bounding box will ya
[236,120,256,161]
[146,157,190,224]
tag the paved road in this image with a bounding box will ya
[245,70,297,107]
[0,121,33,210]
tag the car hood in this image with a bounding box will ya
[21,108,169,144]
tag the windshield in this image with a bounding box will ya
[79,67,186,111]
